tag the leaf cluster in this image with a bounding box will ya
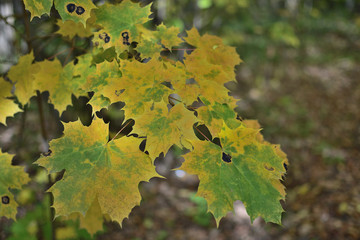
[0,0,288,233]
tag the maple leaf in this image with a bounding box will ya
[133,102,198,160]
[77,198,103,235]
[23,0,52,20]
[8,51,39,105]
[56,19,93,39]
[9,53,95,113]
[180,122,287,225]
[54,0,96,26]
[197,101,240,136]
[0,152,31,220]
[66,197,104,236]
[172,77,235,106]
[92,1,151,54]
[101,59,174,117]
[35,119,161,225]
[32,58,86,113]
[135,24,183,58]
[184,27,241,85]
[24,0,96,25]
[0,78,21,125]
[155,24,183,50]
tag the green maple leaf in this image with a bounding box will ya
[92,0,151,54]
[0,152,31,220]
[180,122,287,225]
[35,119,161,225]
[0,78,21,125]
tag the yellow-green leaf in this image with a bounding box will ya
[197,101,240,136]
[92,1,151,54]
[101,59,173,117]
[0,78,21,125]
[36,119,160,225]
[56,19,93,39]
[181,123,287,225]
[54,0,96,26]
[0,152,31,220]
[133,102,198,160]
[24,0,52,20]
[8,51,38,105]
[184,27,241,86]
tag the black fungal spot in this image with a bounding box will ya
[73,58,79,65]
[42,149,52,157]
[76,6,85,15]
[122,32,129,38]
[104,36,110,43]
[66,3,76,13]
[2,196,10,204]
[222,152,232,163]
[122,32,130,45]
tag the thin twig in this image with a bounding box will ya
[47,48,71,60]
[36,90,47,140]
[22,2,32,52]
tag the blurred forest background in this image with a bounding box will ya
[0,0,360,239]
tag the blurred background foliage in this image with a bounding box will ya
[0,0,360,239]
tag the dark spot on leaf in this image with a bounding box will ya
[76,6,85,15]
[222,152,232,163]
[66,3,76,13]
[42,149,52,157]
[283,163,288,171]
[2,196,10,204]
[94,42,99,47]
[73,58,78,65]
[122,32,130,45]
[104,36,110,43]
